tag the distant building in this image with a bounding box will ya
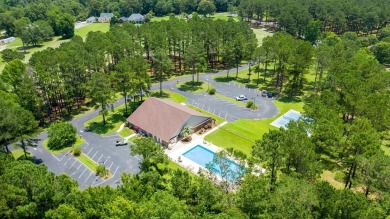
[86,16,97,23]
[118,17,128,23]
[0,37,16,45]
[98,13,114,23]
[128,13,145,24]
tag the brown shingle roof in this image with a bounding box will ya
[127,98,210,142]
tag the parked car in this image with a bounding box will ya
[261,90,267,97]
[236,95,248,101]
[267,92,273,98]
[115,139,128,146]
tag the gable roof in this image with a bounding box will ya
[128,13,144,21]
[100,13,114,18]
[119,17,128,21]
[127,98,210,142]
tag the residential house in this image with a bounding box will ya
[118,17,128,23]
[128,13,145,24]
[127,98,211,146]
[98,13,114,23]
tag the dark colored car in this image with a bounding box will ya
[267,92,273,98]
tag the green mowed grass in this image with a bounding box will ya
[210,13,239,21]
[75,23,110,39]
[42,137,85,154]
[187,104,225,125]
[150,89,187,103]
[118,127,133,137]
[204,100,304,156]
[252,28,273,45]
[84,104,128,135]
[77,153,99,172]
[177,80,214,94]
[11,150,27,160]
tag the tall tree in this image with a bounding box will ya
[88,72,115,125]
[152,48,172,96]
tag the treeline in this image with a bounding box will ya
[239,0,390,37]
[0,16,256,125]
[1,134,389,218]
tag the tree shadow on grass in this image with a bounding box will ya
[150,90,170,98]
[277,95,302,103]
[178,81,203,92]
[214,76,235,83]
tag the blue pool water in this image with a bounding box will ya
[183,145,244,181]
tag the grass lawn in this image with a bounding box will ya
[77,153,99,172]
[118,126,133,138]
[214,93,247,107]
[42,137,85,154]
[75,23,110,39]
[321,170,344,190]
[252,28,273,45]
[204,100,304,156]
[177,80,214,94]
[151,15,171,22]
[11,150,27,160]
[187,104,225,125]
[210,13,239,21]
[84,104,128,135]
[150,89,187,103]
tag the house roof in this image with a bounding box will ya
[100,13,114,18]
[127,98,210,142]
[119,17,128,21]
[129,13,144,21]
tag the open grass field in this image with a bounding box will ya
[42,137,85,154]
[77,153,99,172]
[252,28,273,45]
[84,104,128,135]
[210,13,239,21]
[204,100,304,156]
[177,80,214,94]
[75,23,110,39]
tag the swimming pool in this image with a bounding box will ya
[182,145,244,181]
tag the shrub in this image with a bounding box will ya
[47,122,77,150]
[96,164,109,177]
[73,148,81,156]
[246,100,254,108]
[208,88,216,95]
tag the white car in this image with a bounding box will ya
[236,95,248,101]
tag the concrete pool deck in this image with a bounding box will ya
[165,122,227,175]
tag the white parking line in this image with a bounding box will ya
[108,161,113,169]
[97,154,103,163]
[69,160,77,169]
[86,147,93,155]
[91,150,98,159]
[79,167,88,179]
[72,164,82,175]
[112,166,119,176]
[91,176,100,186]
[84,172,93,183]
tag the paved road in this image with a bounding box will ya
[152,66,279,121]
[25,64,278,189]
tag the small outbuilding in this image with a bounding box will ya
[128,13,145,24]
[127,98,211,145]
